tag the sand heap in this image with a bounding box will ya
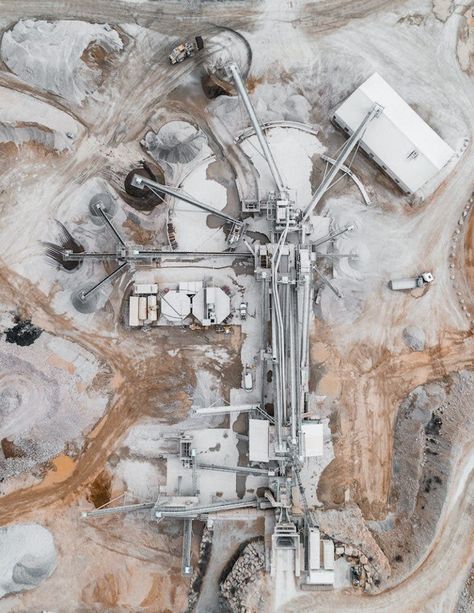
[1,20,123,105]
[0,524,56,599]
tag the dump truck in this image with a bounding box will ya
[169,36,204,64]
[389,272,434,291]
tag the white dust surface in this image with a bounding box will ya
[0,86,81,150]
[0,523,56,599]
[1,20,123,105]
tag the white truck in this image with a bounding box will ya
[243,367,253,392]
[389,272,434,291]
[169,36,204,64]
[239,301,248,320]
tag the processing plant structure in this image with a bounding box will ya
[71,59,455,589]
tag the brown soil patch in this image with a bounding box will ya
[46,353,76,375]
[246,75,263,93]
[1,438,25,459]
[464,203,474,298]
[316,328,474,519]
[81,42,109,69]
[87,470,112,508]
[122,218,157,246]
[41,454,76,487]
[91,573,120,608]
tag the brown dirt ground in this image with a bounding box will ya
[315,319,473,519]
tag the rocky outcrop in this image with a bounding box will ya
[313,506,391,590]
[219,539,266,613]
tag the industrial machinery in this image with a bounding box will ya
[389,272,434,291]
[169,36,204,64]
[77,57,381,586]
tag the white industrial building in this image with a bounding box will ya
[333,72,454,194]
[249,419,270,463]
[129,285,159,326]
[127,280,233,327]
[248,419,324,464]
[160,290,192,323]
[301,422,324,458]
[192,286,231,326]
[305,527,335,586]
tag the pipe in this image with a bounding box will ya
[95,203,127,246]
[131,175,242,225]
[64,250,253,261]
[80,262,128,301]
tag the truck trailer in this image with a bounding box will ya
[389,272,434,291]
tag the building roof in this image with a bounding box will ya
[192,286,230,326]
[134,283,158,295]
[308,528,321,570]
[322,539,335,570]
[179,281,203,295]
[333,72,454,193]
[129,296,140,327]
[302,422,324,457]
[306,569,335,586]
[249,419,269,463]
[160,290,191,322]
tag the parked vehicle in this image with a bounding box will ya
[239,301,248,320]
[243,367,253,392]
[389,272,434,291]
[169,36,204,64]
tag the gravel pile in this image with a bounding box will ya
[143,121,206,165]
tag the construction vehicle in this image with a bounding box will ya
[389,272,434,291]
[169,36,204,64]
[243,366,253,392]
[215,325,232,335]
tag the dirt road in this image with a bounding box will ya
[287,443,474,611]
[0,1,472,611]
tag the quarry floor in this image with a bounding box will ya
[0,0,473,612]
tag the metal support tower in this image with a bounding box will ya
[227,63,286,195]
[182,519,193,576]
[131,174,243,226]
[94,202,127,246]
[79,262,128,302]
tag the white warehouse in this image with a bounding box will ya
[333,72,454,194]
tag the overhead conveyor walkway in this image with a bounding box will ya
[154,498,259,518]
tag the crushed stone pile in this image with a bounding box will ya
[0,524,56,599]
[219,540,265,612]
[143,121,206,165]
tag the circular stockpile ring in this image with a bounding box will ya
[89,192,117,225]
[123,162,166,212]
[71,287,100,313]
